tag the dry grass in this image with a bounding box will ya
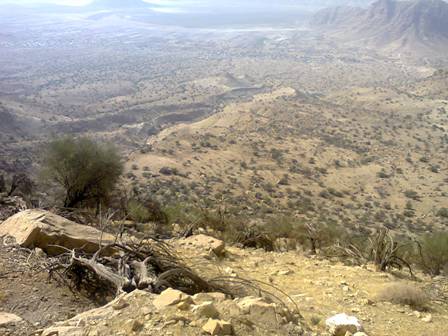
[377,283,429,311]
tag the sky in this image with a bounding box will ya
[0,0,173,5]
[0,0,302,8]
[0,0,90,5]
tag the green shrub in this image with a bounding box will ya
[436,208,448,218]
[404,190,420,200]
[416,232,448,276]
[127,200,151,223]
[41,136,123,208]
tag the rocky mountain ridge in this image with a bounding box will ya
[313,0,448,55]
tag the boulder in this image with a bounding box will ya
[202,319,233,335]
[0,209,116,255]
[325,313,363,336]
[183,234,225,256]
[153,288,192,310]
[0,312,23,327]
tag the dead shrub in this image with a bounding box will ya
[377,283,429,311]
[337,228,414,276]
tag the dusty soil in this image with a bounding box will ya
[0,238,98,335]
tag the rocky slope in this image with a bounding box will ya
[313,0,448,56]
[1,211,447,336]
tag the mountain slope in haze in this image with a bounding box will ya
[313,0,448,56]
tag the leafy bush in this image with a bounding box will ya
[41,136,123,208]
[436,208,448,218]
[265,216,346,254]
[416,232,448,276]
[377,283,429,311]
[404,190,420,200]
[127,200,151,223]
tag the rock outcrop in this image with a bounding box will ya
[0,209,115,255]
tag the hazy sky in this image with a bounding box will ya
[0,0,90,5]
[0,0,172,5]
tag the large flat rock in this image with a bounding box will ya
[0,209,115,255]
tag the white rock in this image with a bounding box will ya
[422,314,432,323]
[325,313,363,336]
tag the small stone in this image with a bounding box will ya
[278,270,293,276]
[193,292,226,304]
[112,299,130,311]
[237,297,277,327]
[360,299,374,306]
[193,301,220,319]
[422,314,432,323]
[177,301,191,311]
[131,320,144,332]
[153,288,192,310]
[182,234,226,256]
[189,320,200,327]
[34,247,46,258]
[202,319,233,335]
[353,333,368,336]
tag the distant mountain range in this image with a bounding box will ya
[313,0,448,56]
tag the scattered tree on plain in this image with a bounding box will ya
[41,136,123,209]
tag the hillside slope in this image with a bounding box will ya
[127,82,448,235]
[313,0,448,56]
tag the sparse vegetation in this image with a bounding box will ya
[377,283,429,311]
